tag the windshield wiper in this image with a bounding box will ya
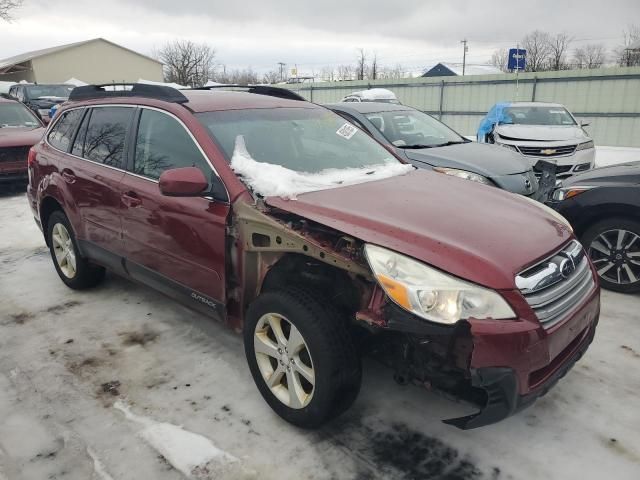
[430,140,467,147]
[396,144,436,149]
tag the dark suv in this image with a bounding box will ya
[8,83,73,123]
[28,84,600,429]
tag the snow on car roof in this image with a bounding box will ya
[344,88,398,100]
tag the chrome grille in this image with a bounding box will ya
[516,240,595,329]
[518,145,577,157]
[0,146,30,164]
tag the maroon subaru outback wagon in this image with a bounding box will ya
[27,84,600,429]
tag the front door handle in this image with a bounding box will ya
[121,191,142,208]
[61,169,76,184]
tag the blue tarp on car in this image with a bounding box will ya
[477,102,512,143]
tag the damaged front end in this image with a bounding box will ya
[228,195,599,430]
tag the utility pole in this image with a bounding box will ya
[278,62,286,82]
[461,39,468,75]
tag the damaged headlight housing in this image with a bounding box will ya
[364,244,515,325]
[432,167,494,186]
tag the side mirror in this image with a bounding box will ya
[580,120,590,127]
[159,167,208,197]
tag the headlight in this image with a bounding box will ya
[499,143,519,152]
[432,167,494,186]
[364,244,515,324]
[576,140,594,151]
[552,185,597,201]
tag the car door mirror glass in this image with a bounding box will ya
[159,167,208,197]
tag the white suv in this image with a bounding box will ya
[478,102,596,178]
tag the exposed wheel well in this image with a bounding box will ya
[260,253,364,316]
[39,197,64,245]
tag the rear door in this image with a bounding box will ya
[119,107,229,317]
[53,105,134,268]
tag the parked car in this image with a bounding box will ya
[8,83,73,124]
[477,102,595,179]
[341,88,400,104]
[549,162,640,293]
[0,94,45,186]
[327,102,544,198]
[28,83,599,430]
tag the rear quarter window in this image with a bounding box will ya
[48,109,83,152]
[81,107,134,168]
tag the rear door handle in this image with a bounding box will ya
[61,169,76,184]
[121,191,142,208]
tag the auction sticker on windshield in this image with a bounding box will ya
[336,123,358,140]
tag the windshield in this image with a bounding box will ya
[0,103,41,128]
[364,110,465,148]
[501,106,576,126]
[198,107,412,198]
[25,85,73,100]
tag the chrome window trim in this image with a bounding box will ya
[44,103,229,202]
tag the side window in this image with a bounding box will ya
[133,109,209,180]
[47,109,83,152]
[16,88,25,102]
[82,107,133,168]
[71,109,90,157]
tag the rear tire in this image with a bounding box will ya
[244,288,361,429]
[582,217,640,293]
[47,210,105,290]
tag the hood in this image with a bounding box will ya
[265,169,572,290]
[496,124,589,143]
[0,127,45,147]
[402,141,531,177]
[561,161,640,187]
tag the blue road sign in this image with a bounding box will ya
[508,49,527,71]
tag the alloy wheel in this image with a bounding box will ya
[588,229,640,285]
[51,223,77,279]
[253,313,315,409]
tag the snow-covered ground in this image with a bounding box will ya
[1,192,639,480]
[595,146,640,168]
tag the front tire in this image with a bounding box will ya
[244,289,361,429]
[582,218,640,293]
[47,210,105,290]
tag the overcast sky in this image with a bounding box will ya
[1,0,638,76]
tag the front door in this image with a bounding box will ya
[119,107,229,318]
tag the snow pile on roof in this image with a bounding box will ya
[205,80,225,87]
[230,135,413,200]
[346,88,398,100]
[115,400,249,479]
[64,77,88,86]
[137,78,187,89]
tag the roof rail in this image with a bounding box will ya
[68,83,189,104]
[188,84,306,102]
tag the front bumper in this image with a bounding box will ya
[444,316,597,429]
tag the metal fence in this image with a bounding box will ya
[285,67,640,147]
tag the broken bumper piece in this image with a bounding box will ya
[443,322,597,430]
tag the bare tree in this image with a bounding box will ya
[336,64,354,81]
[521,30,552,71]
[156,40,216,87]
[0,0,22,21]
[490,48,509,72]
[615,25,640,67]
[547,33,572,70]
[355,48,367,80]
[369,52,378,80]
[320,66,336,82]
[573,44,607,69]
[262,70,281,84]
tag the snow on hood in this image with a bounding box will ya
[230,135,414,199]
